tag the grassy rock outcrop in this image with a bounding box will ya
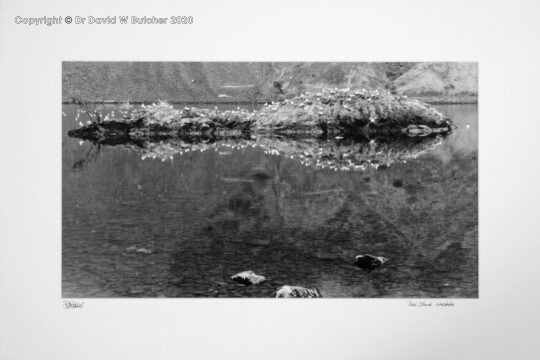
[68,89,453,143]
[253,89,451,135]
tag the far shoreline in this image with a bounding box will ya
[61,97,478,106]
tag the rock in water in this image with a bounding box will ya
[68,90,454,143]
[135,248,153,254]
[355,254,388,269]
[231,270,266,286]
[275,285,322,298]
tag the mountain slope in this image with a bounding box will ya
[62,62,477,103]
[393,62,478,103]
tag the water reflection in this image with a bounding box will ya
[69,134,447,173]
[62,103,478,298]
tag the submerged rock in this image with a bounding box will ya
[275,285,322,298]
[231,270,266,286]
[355,254,388,269]
[126,246,153,254]
[136,248,153,254]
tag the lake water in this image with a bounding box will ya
[62,103,478,298]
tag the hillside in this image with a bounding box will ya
[394,62,478,103]
[62,62,477,104]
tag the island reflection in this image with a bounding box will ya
[62,104,477,298]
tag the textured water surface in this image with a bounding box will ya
[62,104,478,298]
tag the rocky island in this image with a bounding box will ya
[68,89,453,144]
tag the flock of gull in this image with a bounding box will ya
[66,88,440,172]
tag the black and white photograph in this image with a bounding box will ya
[2,0,540,359]
[62,62,478,298]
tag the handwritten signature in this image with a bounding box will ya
[63,300,84,309]
[408,300,455,307]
